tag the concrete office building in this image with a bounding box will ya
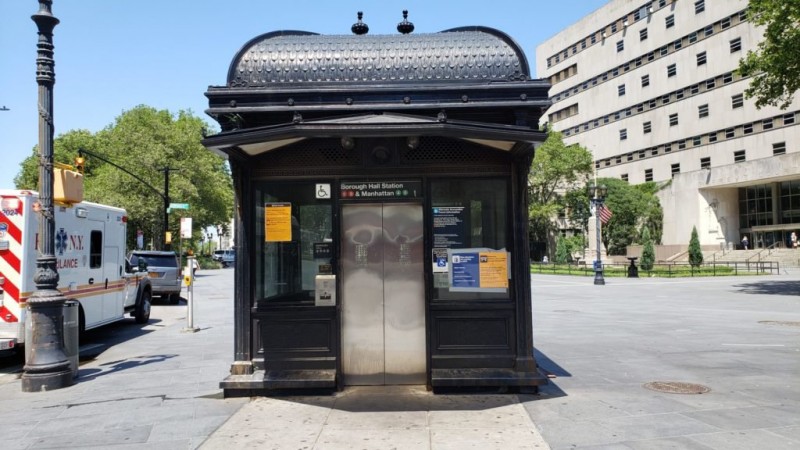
[536,0,800,250]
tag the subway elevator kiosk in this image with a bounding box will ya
[202,21,551,395]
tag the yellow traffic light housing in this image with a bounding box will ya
[74,156,86,174]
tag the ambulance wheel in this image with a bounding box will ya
[134,290,151,324]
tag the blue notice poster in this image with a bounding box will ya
[450,252,479,289]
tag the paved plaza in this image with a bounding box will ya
[0,270,797,449]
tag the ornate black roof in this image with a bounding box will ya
[227,26,530,87]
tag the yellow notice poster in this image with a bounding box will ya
[478,251,508,288]
[265,203,292,242]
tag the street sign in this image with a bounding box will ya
[180,217,192,239]
[169,203,189,210]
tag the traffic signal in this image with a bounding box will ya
[74,156,85,174]
[165,231,172,245]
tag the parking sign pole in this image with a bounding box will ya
[183,256,198,333]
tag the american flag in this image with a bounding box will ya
[598,205,613,224]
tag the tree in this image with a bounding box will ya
[597,178,663,255]
[737,0,800,109]
[15,106,233,250]
[528,130,593,249]
[640,227,655,271]
[688,226,703,268]
[555,237,570,264]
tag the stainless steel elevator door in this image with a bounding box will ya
[341,203,426,385]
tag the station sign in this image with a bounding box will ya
[340,180,422,200]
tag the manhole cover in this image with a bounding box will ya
[643,381,710,394]
[758,320,800,327]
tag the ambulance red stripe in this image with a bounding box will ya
[0,306,17,322]
[0,210,23,245]
[0,250,21,274]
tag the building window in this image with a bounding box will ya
[581,40,586,49]
[671,163,681,177]
[704,25,714,37]
[721,17,731,29]
[618,84,626,96]
[643,121,652,133]
[627,153,634,161]
[640,28,648,41]
[676,89,685,99]
[723,72,734,83]
[690,84,700,95]
[662,94,671,104]
[701,157,711,169]
[611,22,618,33]
[708,132,718,143]
[651,148,659,156]
[645,169,653,182]
[784,113,796,125]
[620,129,628,140]
[659,0,666,7]
[660,46,669,57]
[666,15,674,28]
[674,39,683,50]
[698,104,709,118]
[667,64,677,77]
[763,119,774,130]
[734,150,746,163]
[591,34,597,44]
[706,79,716,89]
[669,113,679,126]
[773,142,786,155]
[730,37,742,52]
[697,52,707,66]
[616,40,624,52]
[732,94,744,109]
[689,32,698,44]
[695,0,705,13]
[693,135,702,146]
[665,144,672,153]
[678,140,687,149]
[725,128,735,139]
[744,123,754,134]
[638,150,646,158]
[621,173,628,182]
[649,99,657,108]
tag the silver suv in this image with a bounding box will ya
[128,251,181,304]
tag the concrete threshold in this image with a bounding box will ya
[200,385,550,449]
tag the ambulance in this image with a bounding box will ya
[0,190,153,353]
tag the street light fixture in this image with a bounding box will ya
[588,182,608,286]
[22,0,73,392]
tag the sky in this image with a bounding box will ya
[0,0,608,189]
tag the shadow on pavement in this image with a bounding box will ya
[77,354,178,382]
[732,280,800,296]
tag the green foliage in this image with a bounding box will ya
[15,106,232,250]
[640,227,655,271]
[597,178,663,255]
[737,0,800,109]
[528,130,593,243]
[555,238,570,264]
[688,226,703,268]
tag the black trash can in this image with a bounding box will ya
[63,300,79,378]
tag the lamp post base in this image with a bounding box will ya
[594,269,605,285]
[21,369,74,392]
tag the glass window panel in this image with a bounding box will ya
[431,178,508,301]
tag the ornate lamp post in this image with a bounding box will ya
[22,0,73,392]
[588,182,608,286]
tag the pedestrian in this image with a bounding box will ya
[792,231,797,249]
[542,255,549,264]
[741,235,749,250]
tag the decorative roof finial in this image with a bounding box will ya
[351,11,369,35]
[397,10,414,34]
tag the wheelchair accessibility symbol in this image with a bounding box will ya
[316,183,331,199]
